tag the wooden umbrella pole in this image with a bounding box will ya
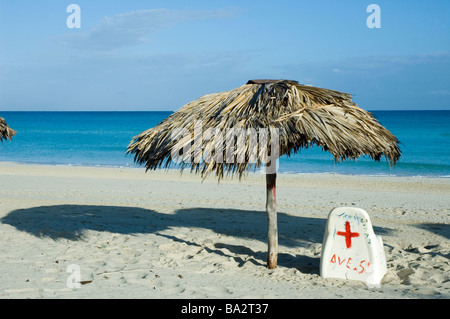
[266,172,278,269]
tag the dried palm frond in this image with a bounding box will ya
[0,117,16,142]
[127,80,401,180]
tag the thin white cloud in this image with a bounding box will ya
[57,8,240,52]
[271,52,450,109]
[281,52,450,79]
[427,90,450,96]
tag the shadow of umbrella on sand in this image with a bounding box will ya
[127,79,401,269]
[0,117,16,142]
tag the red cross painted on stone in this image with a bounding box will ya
[337,221,360,248]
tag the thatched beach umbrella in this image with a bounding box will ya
[0,117,16,142]
[127,79,401,269]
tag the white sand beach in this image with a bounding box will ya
[0,162,449,299]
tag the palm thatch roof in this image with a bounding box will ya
[0,117,16,142]
[128,80,401,180]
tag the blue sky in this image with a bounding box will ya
[0,0,449,111]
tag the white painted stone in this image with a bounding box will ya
[320,207,387,287]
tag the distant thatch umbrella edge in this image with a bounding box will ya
[0,117,16,142]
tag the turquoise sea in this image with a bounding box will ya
[0,111,449,178]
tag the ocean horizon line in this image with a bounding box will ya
[1,109,450,112]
